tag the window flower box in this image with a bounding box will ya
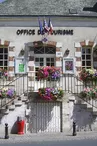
[38,87,64,101]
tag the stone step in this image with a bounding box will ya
[4,109,9,114]
[93,107,97,112]
[9,105,15,111]
[93,111,97,116]
[87,107,93,112]
[14,100,23,106]
[22,98,28,102]
[74,103,87,109]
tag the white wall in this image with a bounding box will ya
[0,104,27,134]
[0,27,97,57]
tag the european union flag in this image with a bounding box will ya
[38,18,43,35]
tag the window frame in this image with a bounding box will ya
[0,47,8,69]
[81,47,92,69]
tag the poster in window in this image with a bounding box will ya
[15,57,26,74]
[19,63,24,73]
[63,58,75,74]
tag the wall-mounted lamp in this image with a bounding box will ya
[63,48,70,57]
[65,48,70,55]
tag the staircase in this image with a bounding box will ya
[0,74,29,133]
[0,73,97,133]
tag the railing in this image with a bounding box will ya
[0,73,97,110]
[33,74,85,93]
[0,74,28,109]
[32,73,97,109]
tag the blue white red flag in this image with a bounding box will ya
[38,18,43,35]
[48,18,53,34]
[43,18,49,33]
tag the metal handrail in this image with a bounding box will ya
[0,73,28,109]
[0,73,97,110]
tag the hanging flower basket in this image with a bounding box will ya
[37,66,61,81]
[38,87,64,101]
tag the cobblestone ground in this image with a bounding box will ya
[0,131,97,144]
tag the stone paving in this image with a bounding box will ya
[0,131,97,144]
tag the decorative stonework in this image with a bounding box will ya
[76,57,81,61]
[76,47,81,52]
[8,46,15,81]
[88,41,94,46]
[9,57,14,61]
[4,40,10,46]
[80,40,86,46]
[75,40,95,74]
[29,66,34,71]
[0,40,15,81]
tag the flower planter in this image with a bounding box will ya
[38,87,64,101]
[37,66,60,81]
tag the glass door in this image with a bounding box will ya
[34,54,55,79]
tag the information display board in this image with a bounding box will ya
[63,57,75,74]
[15,57,26,74]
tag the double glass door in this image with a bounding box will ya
[34,54,55,79]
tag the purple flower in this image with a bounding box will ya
[7,89,15,98]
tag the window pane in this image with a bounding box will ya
[82,55,85,59]
[0,61,3,66]
[82,48,85,54]
[4,61,7,66]
[86,61,91,66]
[47,63,50,66]
[4,55,8,59]
[35,58,39,62]
[34,47,44,54]
[40,58,43,62]
[86,55,91,59]
[86,48,91,54]
[45,47,56,54]
[82,61,85,66]
[0,55,3,59]
[40,63,43,66]
[51,63,54,66]
[51,58,54,62]
[46,58,50,62]
[35,67,39,71]
[0,48,3,53]
[4,48,8,53]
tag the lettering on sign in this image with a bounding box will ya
[16,29,74,35]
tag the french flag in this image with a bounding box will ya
[48,18,53,34]
[43,18,49,33]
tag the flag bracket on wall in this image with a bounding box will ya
[38,17,53,42]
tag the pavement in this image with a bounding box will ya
[0,131,97,144]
